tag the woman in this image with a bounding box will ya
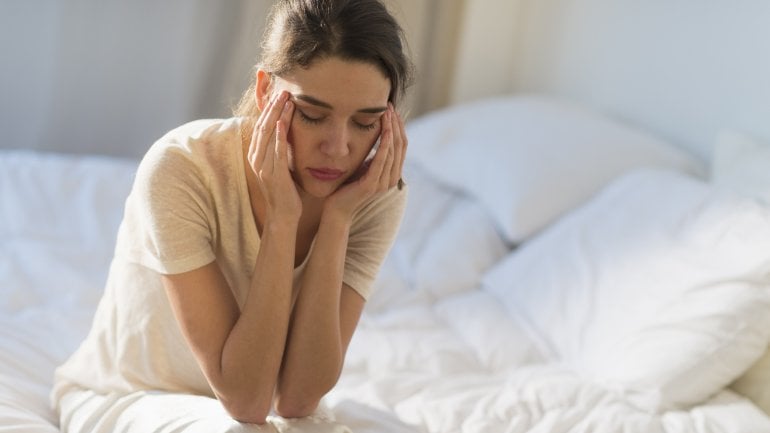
[52,0,414,431]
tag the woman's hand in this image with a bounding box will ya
[247,90,302,224]
[324,103,407,220]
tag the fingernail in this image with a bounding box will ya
[283,100,292,111]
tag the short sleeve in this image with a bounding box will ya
[343,184,408,300]
[117,144,216,274]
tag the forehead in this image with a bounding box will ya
[277,57,391,111]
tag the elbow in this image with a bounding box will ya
[219,395,272,426]
[274,381,334,419]
[273,395,321,419]
[208,368,277,425]
[274,361,342,418]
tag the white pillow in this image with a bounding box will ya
[732,349,770,416]
[481,168,770,412]
[434,290,545,371]
[367,163,508,311]
[713,130,770,415]
[406,95,703,243]
[711,130,770,204]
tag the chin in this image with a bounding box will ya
[299,170,356,199]
[297,179,339,200]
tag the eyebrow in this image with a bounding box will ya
[293,94,387,114]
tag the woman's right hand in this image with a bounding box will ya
[247,90,302,224]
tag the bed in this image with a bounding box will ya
[3,92,770,432]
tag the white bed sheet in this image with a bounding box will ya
[2,150,770,432]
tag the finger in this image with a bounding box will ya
[396,109,408,177]
[274,100,294,168]
[251,92,280,145]
[257,90,289,131]
[366,110,391,183]
[260,97,287,174]
[252,91,289,168]
[249,96,275,166]
[381,134,395,191]
[388,105,403,188]
[250,97,280,171]
[376,110,396,191]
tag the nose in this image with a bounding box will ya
[320,124,350,158]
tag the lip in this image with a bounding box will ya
[308,167,345,181]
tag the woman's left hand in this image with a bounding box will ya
[324,103,407,220]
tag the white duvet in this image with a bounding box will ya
[2,144,770,431]
[330,162,770,432]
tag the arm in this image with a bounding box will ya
[274,104,407,417]
[162,218,296,424]
[273,211,364,417]
[162,91,301,425]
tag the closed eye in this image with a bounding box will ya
[298,110,324,125]
[354,120,378,131]
[298,109,378,132]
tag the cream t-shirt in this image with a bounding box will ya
[52,118,407,408]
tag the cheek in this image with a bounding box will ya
[287,118,314,147]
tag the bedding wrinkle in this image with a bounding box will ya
[5,86,770,432]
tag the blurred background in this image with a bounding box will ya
[2,1,768,160]
[0,0,517,158]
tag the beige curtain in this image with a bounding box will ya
[390,0,519,116]
[0,0,515,157]
[388,0,465,116]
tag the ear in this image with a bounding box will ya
[255,69,272,111]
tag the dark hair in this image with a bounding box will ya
[234,0,414,118]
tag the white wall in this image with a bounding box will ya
[1,1,62,156]
[508,0,770,161]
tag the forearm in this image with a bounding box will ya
[275,211,351,414]
[216,219,297,421]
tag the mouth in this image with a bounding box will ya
[308,167,345,181]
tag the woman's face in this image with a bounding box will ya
[259,57,392,199]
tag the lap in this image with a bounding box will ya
[58,388,351,433]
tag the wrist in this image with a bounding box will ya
[262,216,299,237]
[319,206,352,233]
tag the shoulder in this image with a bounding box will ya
[145,118,242,163]
[351,182,409,233]
[343,183,409,300]
[157,118,243,144]
[136,118,243,189]
[358,182,408,218]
